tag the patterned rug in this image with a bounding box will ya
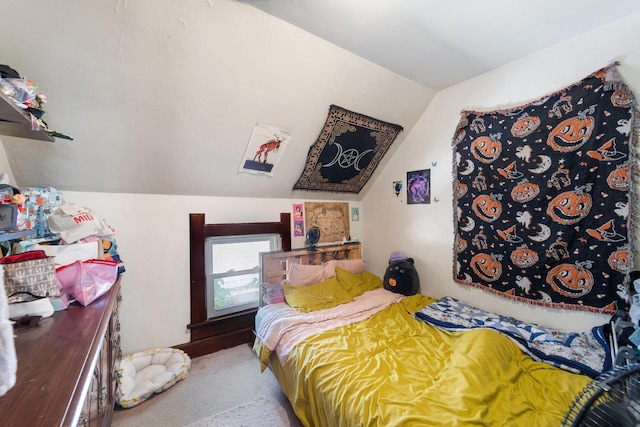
[293,105,402,193]
[451,64,638,313]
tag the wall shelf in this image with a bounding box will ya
[0,89,54,142]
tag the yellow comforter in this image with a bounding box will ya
[265,295,591,427]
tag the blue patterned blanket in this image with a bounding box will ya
[415,296,612,378]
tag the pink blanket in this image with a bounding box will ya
[256,288,404,365]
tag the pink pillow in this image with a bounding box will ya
[323,259,366,278]
[288,263,325,286]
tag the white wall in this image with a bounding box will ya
[60,191,362,355]
[363,11,640,331]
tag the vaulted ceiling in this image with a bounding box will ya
[1,0,638,200]
[241,0,640,90]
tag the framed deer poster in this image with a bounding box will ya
[239,123,292,176]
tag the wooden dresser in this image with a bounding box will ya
[0,277,122,426]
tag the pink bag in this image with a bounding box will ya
[55,259,118,306]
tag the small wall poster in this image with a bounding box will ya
[239,123,292,176]
[293,203,304,236]
[351,207,360,222]
[407,169,431,205]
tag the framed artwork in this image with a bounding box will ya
[407,169,430,205]
[294,220,305,237]
[293,203,303,221]
[304,202,350,243]
[239,123,292,176]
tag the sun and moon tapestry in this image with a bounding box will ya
[452,64,638,314]
[293,105,402,193]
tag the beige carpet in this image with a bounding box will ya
[111,344,303,427]
[183,395,286,427]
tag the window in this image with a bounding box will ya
[205,234,280,318]
[186,212,290,357]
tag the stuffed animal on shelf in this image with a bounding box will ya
[383,251,420,296]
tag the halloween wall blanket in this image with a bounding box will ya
[293,105,402,193]
[452,65,638,313]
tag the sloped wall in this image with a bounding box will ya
[0,0,434,200]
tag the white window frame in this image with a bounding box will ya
[205,233,281,318]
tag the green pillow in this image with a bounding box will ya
[335,267,383,297]
[283,276,353,312]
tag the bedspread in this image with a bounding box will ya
[255,288,404,370]
[414,296,611,378]
[268,294,591,427]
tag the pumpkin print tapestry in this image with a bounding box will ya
[293,105,403,193]
[452,65,638,313]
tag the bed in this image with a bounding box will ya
[253,243,611,426]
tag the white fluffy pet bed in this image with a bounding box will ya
[115,347,191,408]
